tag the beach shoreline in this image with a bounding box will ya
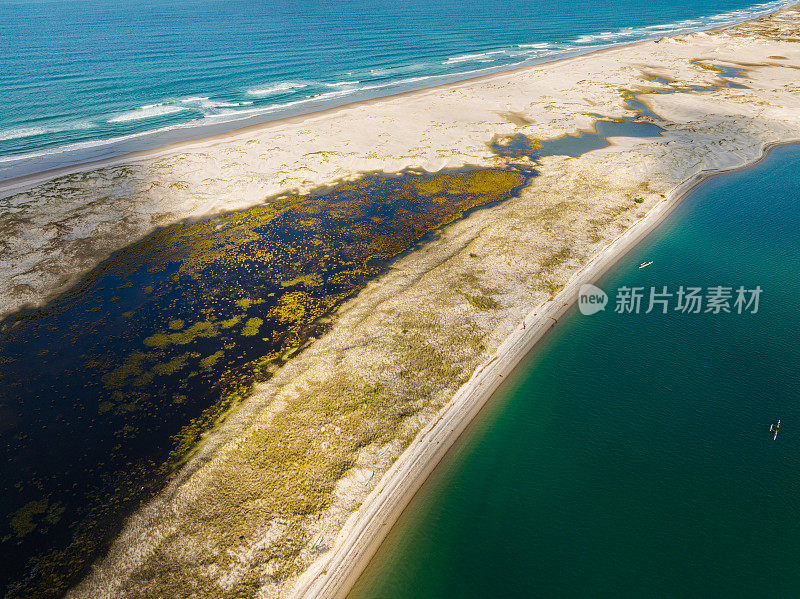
[0,1,789,197]
[0,42,634,197]
[290,135,799,598]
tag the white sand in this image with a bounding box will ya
[2,8,799,324]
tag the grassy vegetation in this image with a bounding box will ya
[132,307,489,596]
[12,66,710,595]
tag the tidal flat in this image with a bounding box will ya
[5,72,692,597]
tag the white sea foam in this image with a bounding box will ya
[108,104,189,123]
[186,75,451,125]
[571,0,791,45]
[0,123,189,164]
[202,61,532,127]
[246,82,308,97]
[174,96,255,110]
[0,127,51,142]
[644,23,682,30]
[325,80,361,87]
[443,50,507,65]
[200,99,254,109]
[0,121,96,143]
[366,62,429,77]
[197,89,358,122]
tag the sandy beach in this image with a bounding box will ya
[3,3,798,598]
[290,135,798,597]
[0,6,796,326]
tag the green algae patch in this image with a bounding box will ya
[9,500,64,538]
[143,320,219,348]
[281,273,322,288]
[102,351,148,389]
[411,176,445,196]
[142,333,171,348]
[241,318,264,337]
[9,500,48,537]
[200,351,225,371]
[220,315,244,329]
[272,292,310,323]
[152,353,191,377]
[412,170,525,200]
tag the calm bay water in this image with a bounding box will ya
[0,0,792,179]
[350,144,800,598]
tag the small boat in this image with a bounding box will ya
[639,261,653,269]
[770,419,781,440]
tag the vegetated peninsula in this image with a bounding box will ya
[2,5,800,599]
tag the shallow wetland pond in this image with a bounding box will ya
[0,89,679,596]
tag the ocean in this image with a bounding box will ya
[349,143,800,598]
[0,0,793,180]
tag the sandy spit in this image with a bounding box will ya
[290,137,798,597]
[29,4,800,598]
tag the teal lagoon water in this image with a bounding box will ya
[349,144,800,598]
[0,0,793,179]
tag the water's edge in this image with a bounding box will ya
[292,138,800,599]
[0,0,792,191]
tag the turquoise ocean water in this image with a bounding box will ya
[350,144,800,597]
[0,0,793,180]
